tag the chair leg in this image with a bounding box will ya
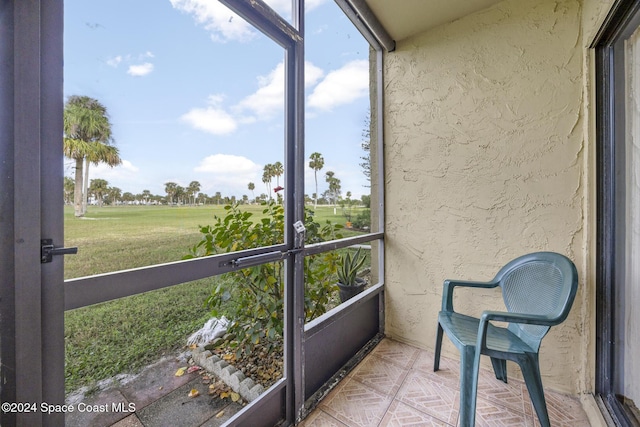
[458,346,479,427]
[434,322,444,371]
[519,353,550,427]
[490,357,508,383]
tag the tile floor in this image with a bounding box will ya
[301,338,591,427]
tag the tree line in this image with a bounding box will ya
[64,170,363,208]
[63,176,249,207]
[63,95,370,214]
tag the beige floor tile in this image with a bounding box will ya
[319,377,394,427]
[371,339,421,370]
[412,350,460,386]
[476,368,533,416]
[300,409,349,427]
[351,354,410,396]
[472,395,535,427]
[531,390,591,427]
[310,340,590,427]
[379,400,453,426]
[396,370,459,426]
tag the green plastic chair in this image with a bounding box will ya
[434,252,578,427]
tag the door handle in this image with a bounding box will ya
[41,239,78,263]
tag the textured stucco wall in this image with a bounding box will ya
[383,0,596,395]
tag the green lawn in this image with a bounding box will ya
[63,203,360,394]
[64,204,354,278]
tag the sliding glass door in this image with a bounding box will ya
[595,1,640,424]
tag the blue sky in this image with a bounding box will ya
[64,0,371,201]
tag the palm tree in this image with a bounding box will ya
[187,181,201,206]
[263,164,274,198]
[142,189,151,204]
[89,178,109,207]
[248,182,255,203]
[273,161,284,187]
[108,186,122,205]
[325,171,341,205]
[175,186,186,205]
[63,176,74,205]
[309,152,324,208]
[164,182,178,205]
[63,95,121,217]
[122,192,135,204]
[83,142,121,213]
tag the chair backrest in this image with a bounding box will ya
[494,252,578,351]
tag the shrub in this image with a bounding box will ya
[185,201,342,357]
[352,209,371,230]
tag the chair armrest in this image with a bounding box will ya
[441,279,499,312]
[480,310,555,326]
[475,310,555,351]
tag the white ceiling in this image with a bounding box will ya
[364,0,504,42]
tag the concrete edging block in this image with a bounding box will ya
[191,345,264,402]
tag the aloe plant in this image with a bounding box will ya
[337,248,366,286]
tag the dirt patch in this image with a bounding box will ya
[205,342,284,390]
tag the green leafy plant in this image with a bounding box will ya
[337,248,366,286]
[352,209,371,230]
[185,201,342,357]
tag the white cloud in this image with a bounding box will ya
[234,63,285,120]
[180,95,238,135]
[308,60,369,111]
[195,154,263,195]
[106,55,122,67]
[305,62,325,87]
[170,0,254,43]
[263,0,327,13]
[180,61,324,134]
[313,24,329,35]
[195,154,261,174]
[92,160,140,185]
[171,0,328,43]
[106,53,155,74]
[127,62,154,77]
[234,61,324,121]
[303,0,328,10]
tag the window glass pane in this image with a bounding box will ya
[64,275,283,406]
[303,245,373,320]
[624,24,640,413]
[65,279,212,395]
[63,0,287,408]
[64,0,285,279]
[263,0,292,24]
[302,1,377,323]
[304,0,372,233]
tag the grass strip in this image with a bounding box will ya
[64,278,214,394]
[63,204,364,394]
